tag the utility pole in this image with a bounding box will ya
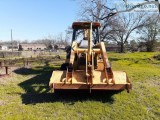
[11,29,13,52]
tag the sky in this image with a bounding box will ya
[0,0,77,41]
[0,0,159,42]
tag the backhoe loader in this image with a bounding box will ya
[49,22,132,93]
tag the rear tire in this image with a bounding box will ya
[60,63,69,70]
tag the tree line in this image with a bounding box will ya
[74,0,160,52]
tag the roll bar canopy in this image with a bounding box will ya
[72,22,101,29]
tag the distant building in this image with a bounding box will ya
[155,47,160,51]
[0,45,9,50]
[106,44,121,52]
[0,44,18,51]
[19,44,46,51]
[57,44,66,50]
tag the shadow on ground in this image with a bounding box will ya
[21,91,120,105]
[14,64,120,105]
[14,66,54,94]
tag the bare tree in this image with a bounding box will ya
[65,26,73,44]
[89,0,160,20]
[77,0,160,52]
[137,14,160,51]
[56,33,69,46]
[130,40,138,52]
[32,35,57,50]
[33,38,53,49]
[107,13,152,52]
[21,40,29,44]
[78,0,118,41]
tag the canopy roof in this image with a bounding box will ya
[72,22,101,29]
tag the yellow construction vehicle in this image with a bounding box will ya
[49,22,132,93]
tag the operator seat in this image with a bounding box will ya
[78,37,94,48]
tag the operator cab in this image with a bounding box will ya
[65,22,101,59]
[72,22,101,47]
